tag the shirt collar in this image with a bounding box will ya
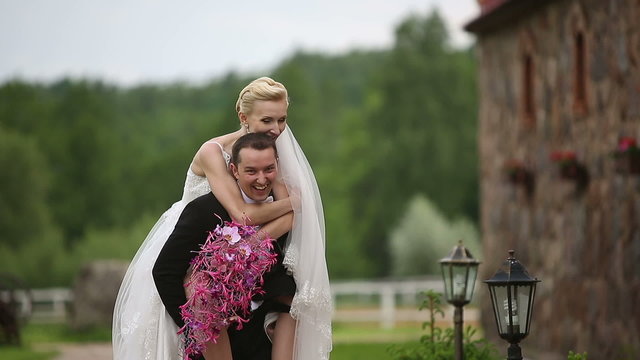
[240,188,274,204]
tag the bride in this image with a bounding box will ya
[112,77,332,360]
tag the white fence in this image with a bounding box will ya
[1,287,73,322]
[331,277,444,328]
[8,277,478,328]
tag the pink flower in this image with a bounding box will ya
[238,244,252,257]
[221,226,241,244]
[179,219,277,360]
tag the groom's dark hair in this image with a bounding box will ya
[231,133,278,166]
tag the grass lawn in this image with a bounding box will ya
[331,322,423,359]
[332,342,406,360]
[0,323,112,360]
[333,321,423,343]
[22,323,112,343]
[0,321,426,360]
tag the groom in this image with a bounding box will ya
[152,132,294,360]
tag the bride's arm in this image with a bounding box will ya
[197,142,292,225]
[259,180,293,239]
[260,212,294,239]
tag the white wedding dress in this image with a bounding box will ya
[112,126,332,360]
[112,162,215,359]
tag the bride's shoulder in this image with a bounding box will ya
[203,132,235,149]
[197,135,226,153]
[194,135,232,170]
[196,141,224,161]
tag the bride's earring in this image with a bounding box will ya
[244,123,251,134]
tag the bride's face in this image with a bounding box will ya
[241,98,288,139]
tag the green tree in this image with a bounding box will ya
[0,128,54,248]
[0,8,478,284]
[349,10,478,275]
[0,128,72,286]
[272,50,388,278]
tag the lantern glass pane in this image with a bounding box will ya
[451,265,468,301]
[490,285,509,335]
[465,265,478,302]
[516,285,532,333]
[441,264,453,301]
[504,287,522,335]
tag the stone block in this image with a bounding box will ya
[70,260,129,330]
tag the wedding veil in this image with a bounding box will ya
[276,125,333,360]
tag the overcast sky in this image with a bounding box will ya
[0,0,479,86]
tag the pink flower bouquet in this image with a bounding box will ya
[179,219,278,359]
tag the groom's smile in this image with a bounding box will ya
[232,147,278,202]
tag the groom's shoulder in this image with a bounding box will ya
[181,192,229,223]
[187,192,223,210]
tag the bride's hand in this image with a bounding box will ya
[288,189,301,210]
[273,179,301,210]
[272,178,289,200]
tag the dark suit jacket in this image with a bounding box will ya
[152,192,288,360]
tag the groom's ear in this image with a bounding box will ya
[230,163,240,180]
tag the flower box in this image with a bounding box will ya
[612,137,640,175]
[504,159,534,195]
[550,151,589,191]
[614,153,640,174]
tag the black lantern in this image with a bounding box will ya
[485,250,540,360]
[440,241,480,360]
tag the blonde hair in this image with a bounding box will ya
[235,77,289,115]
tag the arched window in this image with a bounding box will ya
[573,31,587,114]
[567,2,588,116]
[522,53,535,126]
[519,29,536,128]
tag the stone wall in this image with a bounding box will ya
[475,0,640,358]
[70,260,129,330]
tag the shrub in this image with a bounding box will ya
[567,351,587,360]
[389,195,481,276]
[387,290,500,360]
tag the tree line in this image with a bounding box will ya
[0,10,478,286]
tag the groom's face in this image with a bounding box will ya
[231,147,278,202]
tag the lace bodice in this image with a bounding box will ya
[181,142,230,203]
[181,168,211,203]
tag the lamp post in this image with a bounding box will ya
[484,250,540,360]
[440,241,481,360]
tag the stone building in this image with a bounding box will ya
[465,0,640,358]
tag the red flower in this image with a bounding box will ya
[504,159,524,171]
[617,137,637,153]
[550,151,577,164]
